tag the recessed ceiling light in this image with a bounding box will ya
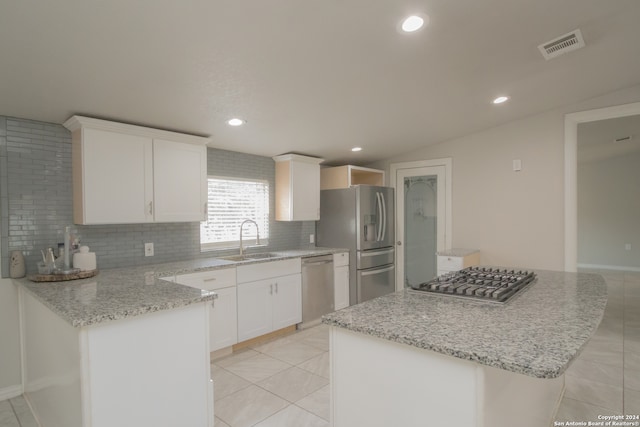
[227,118,245,126]
[492,96,509,104]
[351,147,362,152]
[401,15,426,32]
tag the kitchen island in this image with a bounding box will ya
[322,269,607,427]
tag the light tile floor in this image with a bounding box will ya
[212,325,331,427]
[1,270,638,427]
[554,270,640,423]
[0,396,38,427]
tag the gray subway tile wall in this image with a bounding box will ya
[0,116,316,277]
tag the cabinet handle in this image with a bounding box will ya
[275,282,278,293]
[211,300,215,308]
[204,202,208,217]
[203,278,217,282]
[270,284,273,295]
[148,201,153,215]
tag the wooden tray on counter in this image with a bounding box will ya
[28,269,99,282]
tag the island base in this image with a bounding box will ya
[330,327,564,427]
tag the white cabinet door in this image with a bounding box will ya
[334,265,350,310]
[153,139,207,222]
[273,154,322,221]
[272,274,302,330]
[237,279,272,342]
[210,287,238,351]
[290,160,320,221]
[79,128,153,224]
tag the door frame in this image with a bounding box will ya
[564,101,640,272]
[390,158,452,291]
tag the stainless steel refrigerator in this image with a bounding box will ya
[316,185,395,305]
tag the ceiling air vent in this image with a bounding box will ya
[538,29,585,60]
[614,135,633,143]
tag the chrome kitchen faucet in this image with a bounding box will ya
[239,219,260,256]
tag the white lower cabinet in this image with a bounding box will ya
[175,268,237,352]
[237,273,302,342]
[237,258,302,342]
[334,252,350,310]
[436,249,480,276]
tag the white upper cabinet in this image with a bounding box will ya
[273,154,323,221]
[64,116,209,225]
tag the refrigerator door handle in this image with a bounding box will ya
[376,192,383,242]
[380,192,387,242]
[360,248,395,257]
[360,265,395,276]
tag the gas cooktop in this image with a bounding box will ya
[409,266,537,303]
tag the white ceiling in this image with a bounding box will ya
[2,0,640,164]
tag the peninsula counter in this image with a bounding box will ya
[14,247,345,427]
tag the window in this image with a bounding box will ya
[200,176,269,250]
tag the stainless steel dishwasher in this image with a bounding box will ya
[301,255,334,324]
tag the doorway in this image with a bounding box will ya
[391,159,452,290]
[564,101,640,271]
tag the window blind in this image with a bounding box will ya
[200,176,270,249]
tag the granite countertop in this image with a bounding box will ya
[16,247,346,328]
[322,269,607,379]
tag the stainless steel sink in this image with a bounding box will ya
[219,252,281,262]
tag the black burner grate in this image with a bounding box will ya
[410,266,537,303]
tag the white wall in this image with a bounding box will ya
[0,251,23,399]
[371,84,640,271]
[578,151,640,269]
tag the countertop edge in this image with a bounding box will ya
[321,317,581,379]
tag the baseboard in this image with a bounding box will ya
[548,377,566,427]
[0,384,22,401]
[210,346,233,361]
[297,318,322,330]
[578,263,640,272]
[232,325,297,352]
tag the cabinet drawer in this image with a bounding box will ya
[437,256,464,271]
[333,252,349,267]
[175,268,236,291]
[237,258,301,283]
